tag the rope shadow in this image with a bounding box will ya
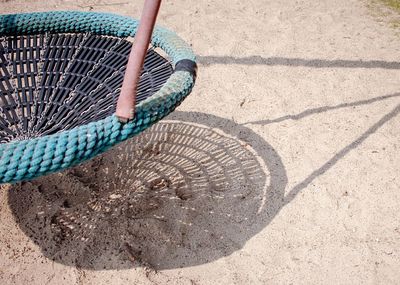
[8,111,288,270]
[245,92,400,126]
[284,103,400,205]
[198,55,400,70]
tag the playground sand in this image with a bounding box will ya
[1,0,400,284]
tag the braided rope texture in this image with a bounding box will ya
[0,11,196,184]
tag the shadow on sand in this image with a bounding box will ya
[198,55,400,70]
[8,98,400,270]
[8,111,288,270]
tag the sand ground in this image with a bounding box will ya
[1,0,400,284]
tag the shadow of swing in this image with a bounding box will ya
[8,97,400,270]
[8,111,288,270]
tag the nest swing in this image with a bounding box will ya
[0,11,197,183]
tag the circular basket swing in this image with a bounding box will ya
[0,11,197,184]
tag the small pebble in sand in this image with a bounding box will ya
[109,194,122,200]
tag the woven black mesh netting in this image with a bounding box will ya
[0,33,173,143]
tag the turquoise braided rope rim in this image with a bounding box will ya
[0,11,196,184]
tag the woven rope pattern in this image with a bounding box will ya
[0,11,196,183]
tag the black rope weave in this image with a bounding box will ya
[0,33,173,143]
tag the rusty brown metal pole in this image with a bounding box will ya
[116,0,162,122]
